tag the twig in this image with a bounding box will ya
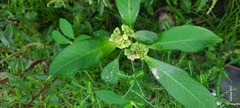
[25,77,58,108]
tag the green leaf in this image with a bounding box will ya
[0,30,4,39]
[60,18,74,39]
[6,73,27,90]
[144,56,217,108]
[49,37,117,76]
[98,1,105,16]
[196,0,208,12]
[52,30,71,44]
[25,11,38,20]
[180,0,191,13]
[4,23,14,44]
[116,0,141,28]
[93,30,111,37]
[0,37,10,46]
[94,90,129,104]
[149,25,223,52]
[134,30,159,45]
[101,58,120,85]
[74,34,91,42]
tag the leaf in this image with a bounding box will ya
[93,30,111,37]
[98,1,105,16]
[48,37,117,76]
[74,34,91,42]
[134,30,159,45]
[101,58,120,85]
[52,30,71,44]
[149,25,223,52]
[25,11,38,20]
[94,90,129,104]
[60,18,74,39]
[146,5,154,15]
[4,23,14,44]
[0,30,4,39]
[180,0,191,13]
[144,56,217,108]
[196,0,208,12]
[6,73,27,90]
[116,0,141,28]
[0,37,9,46]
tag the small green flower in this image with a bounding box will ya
[124,42,149,61]
[110,25,134,49]
[113,27,121,34]
[122,24,135,37]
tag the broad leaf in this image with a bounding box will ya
[60,18,74,39]
[94,90,129,104]
[25,11,38,20]
[149,25,223,52]
[52,30,71,44]
[116,0,141,28]
[144,56,217,108]
[74,34,91,42]
[1,37,10,46]
[98,1,104,16]
[180,0,191,13]
[4,24,14,44]
[134,30,159,45]
[101,58,120,85]
[49,37,117,76]
[0,30,4,39]
[93,30,111,37]
[196,0,208,12]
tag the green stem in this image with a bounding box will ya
[130,89,155,108]
[84,70,98,88]
[96,98,102,108]
[123,83,134,98]
[80,94,91,106]
[131,61,135,73]
[60,95,73,107]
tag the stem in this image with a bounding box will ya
[96,98,102,108]
[131,89,155,108]
[131,61,135,73]
[60,95,73,107]
[123,83,134,98]
[84,70,98,88]
[80,94,90,106]
[167,51,171,63]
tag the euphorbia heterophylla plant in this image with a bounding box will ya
[48,0,223,107]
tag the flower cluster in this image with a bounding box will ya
[110,25,149,61]
[124,42,149,61]
[109,25,134,49]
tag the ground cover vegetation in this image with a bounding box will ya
[0,0,240,107]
